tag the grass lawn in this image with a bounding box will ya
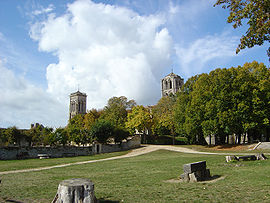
[0,151,128,172]
[179,144,270,154]
[1,150,270,202]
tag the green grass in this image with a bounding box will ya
[178,144,270,154]
[0,151,128,172]
[1,150,270,202]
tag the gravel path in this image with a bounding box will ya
[0,145,258,175]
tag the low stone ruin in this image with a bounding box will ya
[52,178,96,203]
[180,161,211,183]
[225,153,267,162]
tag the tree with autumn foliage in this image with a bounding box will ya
[126,105,153,143]
[152,95,177,144]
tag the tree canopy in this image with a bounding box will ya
[174,61,270,144]
[214,0,270,59]
[101,96,136,127]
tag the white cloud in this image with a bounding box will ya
[30,0,173,108]
[0,59,67,129]
[175,32,239,78]
[32,4,55,16]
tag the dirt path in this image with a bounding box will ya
[0,145,256,175]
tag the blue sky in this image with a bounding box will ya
[0,0,269,129]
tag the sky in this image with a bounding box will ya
[0,0,269,129]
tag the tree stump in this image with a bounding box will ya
[52,178,96,203]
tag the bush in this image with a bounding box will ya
[146,135,188,145]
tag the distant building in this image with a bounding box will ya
[69,91,87,120]
[161,72,184,97]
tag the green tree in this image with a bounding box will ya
[214,0,270,59]
[113,126,130,143]
[0,128,8,146]
[84,108,101,131]
[152,95,177,144]
[126,105,153,143]
[101,96,136,127]
[50,127,69,146]
[5,126,21,146]
[90,119,115,143]
[67,114,91,146]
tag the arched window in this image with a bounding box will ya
[165,81,168,90]
[169,80,172,89]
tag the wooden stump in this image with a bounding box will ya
[52,178,96,203]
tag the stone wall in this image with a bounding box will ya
[0,146,93,160]
[0,136,141,160]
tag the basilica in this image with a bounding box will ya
[69,72,184,119]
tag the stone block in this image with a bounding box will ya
[189,173,198,183]
[205,169,211,179]
[180,173,189,182]
[183,161,206,174]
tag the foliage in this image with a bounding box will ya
[174,61,270,144]
[67,114,92,145]
[101,96,136,127]
[50,128,69,146]
[152,95,177,136]
[84,108,101,130]
[126,105,153,134]
[214,0,270,59]
[126,105,153,143]
[113,126,130,143]
[90,119,115,143]
[3,126,22,146]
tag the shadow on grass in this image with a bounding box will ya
[5,200,24,203]
[199,175,226,183]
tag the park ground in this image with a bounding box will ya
[0,144,270,202]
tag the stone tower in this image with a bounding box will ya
[69,91,87,120]
[161,72,184,97]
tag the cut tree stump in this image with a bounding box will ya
[52,178,96,203]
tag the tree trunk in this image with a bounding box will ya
[237,133,241,144]
[52,178,96,203]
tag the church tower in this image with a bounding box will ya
[69,91,87,120]
[161,72,184,97]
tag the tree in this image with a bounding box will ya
[84,108,101,130]
[214,0,270,59]
[4,126,21,146]
[50,128,69,146]
[101,96,136,128]
[174,61,269,145]
[90,119,115,143]
[113,126,130,143]
[152,95,177,144]
[126,105,153,143]
[67,114,91,146]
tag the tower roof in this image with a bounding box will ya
[70,90,87,97]
[163,72,183,80]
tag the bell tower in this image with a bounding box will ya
[69,91,87,120]
[161,72,184,97]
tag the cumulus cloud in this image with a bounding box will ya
[30,0,173,109]
[0,59,67,129]
[175,33,239,78]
